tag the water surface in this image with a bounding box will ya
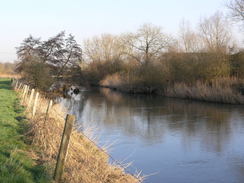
[59,88,244,183]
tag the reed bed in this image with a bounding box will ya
[16,84,142,183]
[165,78,244,104]
[101,74,244,104]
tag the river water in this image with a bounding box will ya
[58,88,244,183]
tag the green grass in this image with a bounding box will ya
[0,78,50,183]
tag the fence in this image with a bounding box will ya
[11,79,142,183]
[12,80,74,182]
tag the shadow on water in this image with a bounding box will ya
[58,88,244,183]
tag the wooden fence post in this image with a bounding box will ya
[18,83,23,91]
[16,83,20,90]
[14,80,19,90]
[44,99,53,124]
[21,84,25,92]
[21,85,25,93]
[23,85,29,104]
[27,89,35,109]
[20,83,23,90]
[32,92,39,117]
[21,85,27,104]
[54,114,75,182]
[21,85,27,101]
[11,78,14,86]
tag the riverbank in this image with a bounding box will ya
[0,78,50,182]
[100,75,244,104]
[57,85,244,183]
[14,80,141,183]
[164,79,244,104]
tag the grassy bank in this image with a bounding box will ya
[0,78,50,182]
[16,81,141,183]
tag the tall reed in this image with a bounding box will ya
[165,78,244,104]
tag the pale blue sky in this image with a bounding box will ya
[0,0,237,62]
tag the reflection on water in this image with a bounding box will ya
[59,88,244,183]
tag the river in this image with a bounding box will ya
[58,88,244,183]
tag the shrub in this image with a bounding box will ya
[82,59,125,85]
[165,52,230,83]
[230,51,244,78]
[21,58,54,91]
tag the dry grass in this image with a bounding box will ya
[0,74,20,79]
[16,84,142,183]
[165,78,244,104]
[100,73,124,88]
[100,71,163,94]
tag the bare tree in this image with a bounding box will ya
[123,24,173,64]
[179,20,203,52]
[227,0,244,22]
[199,12,232,53]
[83,34,126,62]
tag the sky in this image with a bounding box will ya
[0,0,242,62]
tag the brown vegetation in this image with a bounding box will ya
[79,14,244,104]
[0,62,18,78]
[165,78,244,104]
[16,10,244,104]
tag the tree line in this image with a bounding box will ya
[0,62,15,75]
[16,0,244,99]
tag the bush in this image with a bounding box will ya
[21,58,54,91]
[100,61,170,93]
[230,51,244,79]
[165,52,230,83]
[82,59,125,85]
